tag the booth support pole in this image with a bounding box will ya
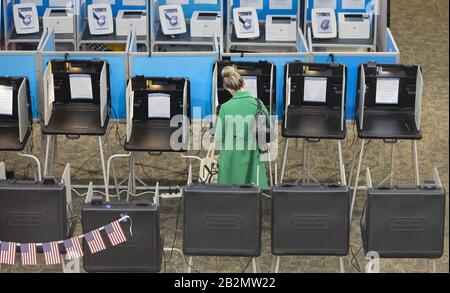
[412,140,420,186]
[302,139,306,183]
[106,134,119,196]
[98,136,108,196]
[280,138,289,183]
[350,139,365,221]
[389,142,395,187]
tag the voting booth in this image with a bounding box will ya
[0,76,32,151]
[213,60,275,114]
[151,0,223,53]
[226,0,306,53]
[79,0,148,51]
[183,183,262,272]
[349,63,423,222]
[2,0,77,50]
[361,168,445,259]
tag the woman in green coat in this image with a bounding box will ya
[214,65,269,189]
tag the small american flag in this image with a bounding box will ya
[85,229,106,254]
[64,237,83,259]
[104,220,127,246]
[42,241,61,265]
[20,243,37,266]
[0,241,16,265]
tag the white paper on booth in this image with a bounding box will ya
[148,93,171,119]
[240,0,263,10]
[342,0,366,10]
[69,74,93,100]
[194,0,217,4]
[269,0,292,10]
[375,78,399,105]
[92,0,116,4]
[122,0,145,6]
[304,77,327,103]
[49,0,70,6]
[0,86,14,116]
[166,0,189,5]
[20,0,43,6]
[243,76,258,98]
[314,0,336,9]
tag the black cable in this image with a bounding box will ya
[241,257,254,273]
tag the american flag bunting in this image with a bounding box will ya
[0,241,17,265]
[64,237,84,259]
[84,229,106,253]
[42,241,61,265]
[20,243,37,266]
[104,220,127,246]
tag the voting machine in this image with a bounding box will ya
[0,77,32,151]
[282,62,346,139]
[42,59,111,136]
[356,63,423,140]
[125,76,190,152]
[213,61,276,115]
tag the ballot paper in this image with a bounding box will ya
[304,77,327,103]
[0,85,14,116]
[148,93,171,119]
[243,76,258,98]
[376,78,400,105]
[69,74,94,100]
[240,0,263,10]
[269,0,292,10]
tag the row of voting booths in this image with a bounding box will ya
[0,0,446,273]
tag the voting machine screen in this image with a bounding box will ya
[131,76,190,122]
[49,60,110,105]
[358,63,420,110]
[285,62,346,109]
[216,61,275,114]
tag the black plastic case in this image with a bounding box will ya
[361,185,446,258]
[271,183,350,256]
[82,201,162,272]
[183,183,262,256]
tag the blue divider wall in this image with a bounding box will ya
[41,54,128,119]
[313,54,397,120]
[306,0,372,21]
[131,54,217,119]
[0,53,39,118]
[230,55,309,118]
[230,0,298,19]
[157,0,221,19]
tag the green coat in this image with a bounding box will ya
[214,91,269,189]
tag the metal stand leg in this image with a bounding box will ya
[350,139,365,221]
[432,259,437,273]
[389,143,395,187]
[98,136,108,196]
[339,257,345,273]
[412,140,420,186]
[187,256,193,273]
[44,135,51,176]
[251,258,259,273]
[273,256,281,273]
[302,139,307,183]
[280,139,289,183]
[49,136,57,176]
[106,134,119,196]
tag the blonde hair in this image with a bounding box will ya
[221,65,244,91]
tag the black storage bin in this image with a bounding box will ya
[271,183,350,256]
[361,184,446,258]
[0,179,68,244]
[82,201,162,272]
[183,183,262,256]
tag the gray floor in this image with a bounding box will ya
[1,0,448,273]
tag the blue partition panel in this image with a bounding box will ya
[231,55,309,118]
[41,54,128,119]
[85,0,146,16]
[157,0,221,19]
[231,0,298,19]
[131,55,217,119]
[306,0,372,21]
[313,54,398,120]
[0,53,39,118]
